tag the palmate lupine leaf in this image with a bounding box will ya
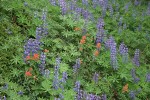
[10,55,22,65]
[1,43,9,51]
[60,63,69,73]
[41,79,52,92]
[64,89,76,99]
[10,68,23,77]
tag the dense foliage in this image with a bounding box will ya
[0,0,150,100]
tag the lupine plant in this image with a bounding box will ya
[0,0,150,100]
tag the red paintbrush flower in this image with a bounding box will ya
[32,53,39,60]
[25,71,32,77]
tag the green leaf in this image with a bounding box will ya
[41,79,52,92]
[60,63,69,73]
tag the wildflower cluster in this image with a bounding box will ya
[24,39,40,61]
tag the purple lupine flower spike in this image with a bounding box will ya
[59,93,64,100]
[53,57,61,90]
[131,68,140,83]
[93,72,99,84]
[146,73,150,82]
[101,94,107,100]
[24,38,41,61]
[39,52,46,74]
[129,91,136,100]
[108,4,113,17]
[3,96,6,100]
[105,36,115,49]
[53,66,60,90]
[96,18,105,44]
[133,49,140,67]
[58,0,68,15]
[110,42,118,70]
[3,83,8,90]
[92,0,98,8]
[73,59,81,74]
[18,90,23,95]
[82,0,88,7]
[44,69,50,78]
[69,1,76,14]
[119,42,128,63]
[49,0,57,6]
[62,72,68,83]
[24,2,28,6]
[134,0,139,6]
[81,9,90,20]
[74,81,80,93]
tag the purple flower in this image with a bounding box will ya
[49,0,57,6]
[134,0,139,6]
[74,81,80,93]
[3,83,8,90]
[146,73,150,82]
[96,18,105,43]
[53,58,61,90]
[24,2,28,6]
[56,57,61,66]
[101,94,107,100]
[18,90,23,95]
[147,3,150,15]
[59,93,64,100]
[59,72,68,91]
[118,17,123,27]
[58,0,68,15]
[105,36,115,49]
[53,66,60,90]
[92,0,98,8]
[129,91,136,100]
[41,9,47,21]
[97,18,104,31]
[36,26,48,40]
[39,52,46,74]
[124,2,131,12]
[93,72,99,84]
[132,49,140,67]
[76,90,83,100]
[82,0,88,6]
[99,0,108,17]
[3,96,6,100]
[68,1,76,14]
[73,59,81,74]
[110,42,118,70]
[81,9,91,20]
[108,4,113,17]
[115,3,119,12]
[131,68,140,83]
[44,69,50,78]
[24,38,41,61]
[119,42,128,63]
[62,72,68,82]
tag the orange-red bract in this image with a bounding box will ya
[32,53,39,60]
[25,71,32,77]
[96,43,101,48]
[74,27,81,31]
[44,49,49,53]
[80,39,85,44]
[94,50,99,56]
[122,84,128,93]
[82,35,86,40]
[26,55,31,60]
